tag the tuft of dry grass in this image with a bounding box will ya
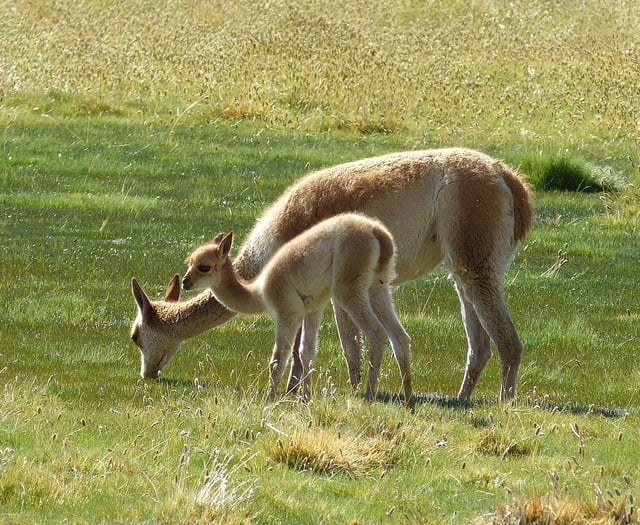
[490,492,636,525]
[157,451,256,525]
[262,425,399,479]
[540,249,569,278]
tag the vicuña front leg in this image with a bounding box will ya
[299,309,323,403]
[267,316,303,402]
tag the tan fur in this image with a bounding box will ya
[131,147,532,401]
[183,213,413,408]
[130,275,236,378]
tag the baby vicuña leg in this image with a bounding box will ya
[369,283,414,409]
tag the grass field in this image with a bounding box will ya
[1,1,640,523]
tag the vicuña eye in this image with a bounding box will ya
[197,265,211,273]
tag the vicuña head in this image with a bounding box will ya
[182,232,228,291]
[130,274,182,378]
[130,274,237,379]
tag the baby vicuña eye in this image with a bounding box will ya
[198,265,211,273]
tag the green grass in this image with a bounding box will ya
[2,104,639,525]
[505,152,629,193]
[2,0,640,522]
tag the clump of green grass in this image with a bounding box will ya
[599,187,640,225]
[511,152,626,193]
[475,427,534,459]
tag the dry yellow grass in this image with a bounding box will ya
[491,493,636,524]
[2,0,639,139]
[261,424,399,478]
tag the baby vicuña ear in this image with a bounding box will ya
[212,232,224,244]
[219,232,233,260]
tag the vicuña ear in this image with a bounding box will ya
[131,278,153,319]
[164,274,181,302]
[212,232,224,244]
[220,232,233,260]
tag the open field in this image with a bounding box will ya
[2,0,639,158]
[1,0,640,523]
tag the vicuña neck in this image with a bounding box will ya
[211,262,266,315]
[155,290,237,341]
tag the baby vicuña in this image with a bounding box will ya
[182,213,413,408]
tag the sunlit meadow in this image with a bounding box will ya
[1,1,639,523]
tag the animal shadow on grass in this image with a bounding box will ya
[159,377,216,391]
[377,391,471,410]
[525,398,629,419]
[377,391,629,418]
[157,379,627,418]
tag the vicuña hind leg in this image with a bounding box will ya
[337,292,389,403]
[369,285,414,409]
[436,166,523,401]
[333,302,364,390]
[455,287,493,401]
[454,275,522,401]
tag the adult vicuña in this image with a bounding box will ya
[182,214,413,407]
[130,148,532,401]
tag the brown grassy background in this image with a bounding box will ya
[2,0,638,140]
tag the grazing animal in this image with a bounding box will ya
[130,148,532,401]
[182,214,413,407]
[130,274,236,379]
